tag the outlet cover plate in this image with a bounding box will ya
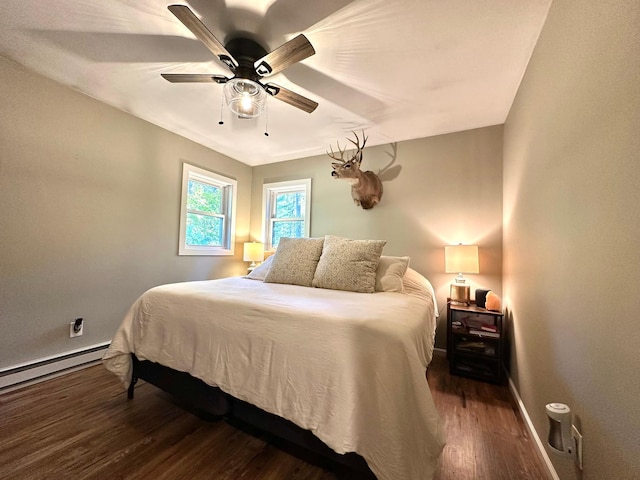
[69,321,83,338]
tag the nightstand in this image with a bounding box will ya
[447,300,504,383]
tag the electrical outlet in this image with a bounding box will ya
[69,318,83,338]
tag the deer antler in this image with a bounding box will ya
[346,130,368,153]
[327,141,348,163]
[327,130,368,163]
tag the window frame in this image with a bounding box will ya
[178,163,237,256]
[262,179,311,251]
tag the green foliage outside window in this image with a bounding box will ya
[273,192,304,218]
[272,221,304,247]
[187,180,222,213]
[271,191,305,247]
[186,180,224,246]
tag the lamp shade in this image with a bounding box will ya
[243,242,264,262]
[445,245,479,274]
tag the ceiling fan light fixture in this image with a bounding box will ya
[224,78,266,118]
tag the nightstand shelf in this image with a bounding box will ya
[447,300,504,384]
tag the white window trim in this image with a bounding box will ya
[179,163,237,256]
[262,179,311,251]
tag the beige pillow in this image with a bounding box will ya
[375,256,410,292]
[312,235,386,293]
[263,237,324,287]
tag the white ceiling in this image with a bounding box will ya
[0,0,551,166]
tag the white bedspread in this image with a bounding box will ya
[103,276,445,479]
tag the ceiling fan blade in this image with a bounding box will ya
[168,5,238,71]
[265,83,318,113]
[161,73,229,83]
[254,34,315,77]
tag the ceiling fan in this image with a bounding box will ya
[161,4,318,118]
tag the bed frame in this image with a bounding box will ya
[127,354,376,479]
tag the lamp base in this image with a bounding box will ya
[450,283,471,305]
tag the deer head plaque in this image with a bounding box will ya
[327,131,383,210]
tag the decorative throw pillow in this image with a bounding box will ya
[312,235,386,293]
[375,256,410,292]
[263,237,325,287]
[245,254,275,281]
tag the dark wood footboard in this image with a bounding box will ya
[128,354,375,479]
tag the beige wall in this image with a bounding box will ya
[251,126,504,348]
[503,0,640,478]
[0,56,252,369]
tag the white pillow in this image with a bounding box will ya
[264,237,325,287]
[312,235,386,293]
[375,256,410,292]
[245,254,274,281]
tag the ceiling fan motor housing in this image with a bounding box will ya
[225,37,268,82]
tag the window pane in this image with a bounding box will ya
[187,180,222,214]
[274,192,305,219]
[272,220,304,247]
[186,213,223,246]
[180,163,237,256]
[263,179,310,251]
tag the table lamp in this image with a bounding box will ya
[445,244,479,305]
[243,242,264,271]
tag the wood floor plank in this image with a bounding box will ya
[428,355,550,480]
[0,354,550,479]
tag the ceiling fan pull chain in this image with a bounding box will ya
[218,95,225,125]
[264,99,269,137]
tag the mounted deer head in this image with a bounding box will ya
[327,131,383,210]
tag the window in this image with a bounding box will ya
[262,179,311,251]
[179,163,237,256]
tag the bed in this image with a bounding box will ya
[103,236,445,479]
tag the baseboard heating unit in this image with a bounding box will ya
[0,342,109,393]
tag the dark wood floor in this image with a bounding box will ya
[0,354,549,480]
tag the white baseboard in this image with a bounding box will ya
[433,347,447,356]
[506,371,559,480]
[0,342,110,393]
